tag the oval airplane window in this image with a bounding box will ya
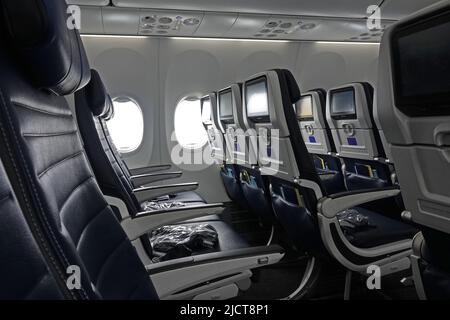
[106,97,144,154]
[174,97,208,149]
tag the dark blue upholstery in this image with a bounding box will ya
[0,160,64,300]
[75,69,204,215]
[220,164,248,209]
[342,207,417,249]
[240,166,275,225]
[338,83,393,192]
[1,0,90,95]
[0,0,158,300]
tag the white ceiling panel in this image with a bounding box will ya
[79,6,104,34]
[67,0,109,6]
[195,13,238,37]
[112,0,379,19]
[380,0,442,20]
[138,10,204,36]
[102,7,140,35]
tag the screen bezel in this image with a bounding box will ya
[296,94,314,121]
[245,76,270,123]
[330,87,357,120]
[200,96,212,123]
[391,9,450,117]
[218,88,234,124]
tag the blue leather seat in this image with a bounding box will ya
[75,69,204,213]
[0,0,158,300]
[342,207,417,249]
[0,160,64,300]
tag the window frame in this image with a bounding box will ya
[107,95,145,155]
[174,95,209,150]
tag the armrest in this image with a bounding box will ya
[121,203,231,240]
[147,245,285,299]
[133,182,198,203]
[317,187,401,219]
[130,171,183,187]
[129,164,172,176]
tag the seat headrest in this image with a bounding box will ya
[273,69,301,104]
[1,0,90,95]
[84,69,112,118]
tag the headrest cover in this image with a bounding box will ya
[1,0,90,95]
[274,69,301,104]
[85,69,112,118]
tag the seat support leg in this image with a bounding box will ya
[281,256,319,300]
[344,269,352,300]
[266,226,275,246]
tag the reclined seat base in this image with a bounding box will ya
[338,207,418,249]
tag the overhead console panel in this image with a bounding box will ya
[77,0,441,41]
[138,10,204,36]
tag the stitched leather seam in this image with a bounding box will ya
[23,271,48,299]
[75,204,108,250]
[13,102,73,118]
[0,191,11,204]
[59,175,94,213]
[38,150,84,179]
[23,130,77,138]
[94,238,128,287]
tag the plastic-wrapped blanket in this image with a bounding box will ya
[337,208,371,231]
[150,224,218,262]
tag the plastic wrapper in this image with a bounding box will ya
[150,224,218,262]
[337,208,371,231]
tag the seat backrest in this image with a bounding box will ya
[201,93,225,162]
[245,69,326,253]
[326,83,393,190]
[0,159,64,300]
[0,0,157,300]
[242,70,319,186]
[218,84,248,165]
[76,69,141,216]
[377,1,450,233]
[298,89,336,156]
[326,82,383,160]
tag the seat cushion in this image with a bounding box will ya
[150,220,248,262]
[169,191,205,203]
[340,207,417,248]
